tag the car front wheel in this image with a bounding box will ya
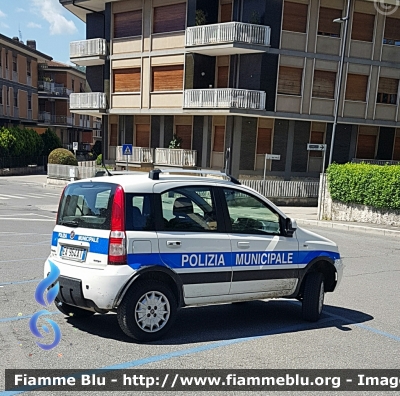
[302,272,324,322]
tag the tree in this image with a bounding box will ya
[41,128,62,156]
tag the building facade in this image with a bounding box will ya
[62,0,400,178]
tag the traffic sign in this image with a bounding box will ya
[265,154,281,160]
[122,144,133,156]
[307,144,327,151]
[73,142,78,151]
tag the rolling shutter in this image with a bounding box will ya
[152,65,184,91]
[256,128,272,154]
[378,77,399,94]
[351,12,375,42]
[217,66,229,88]
[213,126,225,152]
[384,17,400,41]
[278,66,303,96]
[312,70,336,99]
[282,2,308,33]
[135,124,150,148]
[356,134,376,159]
[220,3,232,23]
[309,131,324,157]
[345,74,368,101]
[114,10,142,39]
[175,125,192,149]
[318,7,342,36]
[113,68,141,92]
[393,136,400,161]
[153,3,186,34]
[110,124,118,146]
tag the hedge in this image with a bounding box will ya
[327,163,400,210]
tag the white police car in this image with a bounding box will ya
[45,169,343,342]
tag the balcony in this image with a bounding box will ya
[69,92,107,115]
[116,146,154,164]
[93,130,101,138]
[70,38,107,66]
[38,112,73,126]
[38,81,73,97]
[155,148,197,168]
[185,22,271,56]
[184,89,266,110]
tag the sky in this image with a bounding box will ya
[0,0,85,64]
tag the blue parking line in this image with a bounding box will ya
[0,280,39,287]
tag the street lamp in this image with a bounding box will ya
[328,0,352,166]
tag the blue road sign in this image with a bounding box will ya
[122,144,133,156]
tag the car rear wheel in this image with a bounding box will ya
[302,272,324,322]
[55,299,95,318]
[117,280,177,342]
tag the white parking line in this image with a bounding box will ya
[0,194,25,199]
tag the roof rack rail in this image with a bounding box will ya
[148,169,241,185]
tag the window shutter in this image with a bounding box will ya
[278,66,303,96]
[175,125,192,149]
[351,12,375,42]
[378,77,399,94]
[282,2,308,33]
[309,131,324,157]
[318,7,342,36]
[135,124,150,147]
[393,136,400,161]
[114,10,142,39]
[312,70,336,99]
[113,68,141,92]
[345,74,368,101]
[356,134,376,159]
[213,126,225,152]
[110,124,118,146]
[256,128,272,154]
[152,65,184,91]
[217,66,229,88]
[384,17,400,41]
[153,3,186,34]
[220,3,232,23]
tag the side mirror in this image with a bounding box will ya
[284,218,297,237]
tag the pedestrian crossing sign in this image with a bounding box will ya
[122,144,133,156]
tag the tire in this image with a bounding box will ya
[117,280,177,342]
[55,299,95,318]
[302,272,324,322]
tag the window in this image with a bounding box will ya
[135,124,150,147]
[345,74,368,102]
[282,1,308,33]
[12,55,17,72]
[256,127,272,155]
[5,51,8,69]
[175,125,192,149]
[27,60,31,77]
[125,194,155,231]
[6,87,9,105]
[312,70,336,99]
[13,90,17,107]
[377,77,398,105]
[213,126,225,152]
[113,68,141,92]
[72,79,74,91]
[114,10,142,38]
[152,65,184,91]
[161,187,218,232]
[318,7,342,37]
[223,188,280,235]
[0,49,2,67]
[352,12,375,42]
[153,3,186,34]
[28,95,31,110]
[383,17,400,46]
[80,82,84,93]
[356,126,378,159]
[277,66,303,96]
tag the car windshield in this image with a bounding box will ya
[57,182,117,230]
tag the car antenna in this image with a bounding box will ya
[102,156,113,177]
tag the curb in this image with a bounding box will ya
[296,219,400,238]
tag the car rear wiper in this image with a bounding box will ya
[59,220,79,227]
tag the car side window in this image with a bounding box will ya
[125,194,155,231]
[160,187,218,232]
[223,188,281,235]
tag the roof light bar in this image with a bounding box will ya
[148,169,240,185]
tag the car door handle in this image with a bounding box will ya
[237,242,250,248]
[167,241,181,247]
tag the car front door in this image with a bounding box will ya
[220,187,299,296]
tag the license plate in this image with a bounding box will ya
[60,246,87,261]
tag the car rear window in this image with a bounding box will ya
[57,182,117,230]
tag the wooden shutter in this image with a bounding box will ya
[213,126,225,152]
[318,7,342,36]
[312,70,336,99]
[393,136,400,161]
[217,66,229,88]
[278,66,302,96]
[113,68,141,92]
[135,124,150,147]
[152,65,184,91]
[345,74,368,101]
[384,17,400,41]
[351,12,375,42]
[356,134,376,159]
[114,10,142,38]
[282,2,308,33]
[153,3,186,34]
[378,78,399,94]
[256,128,272,154]
[176,125,192,149]
[309,131,324,157]
[220,3,232,23]
[110,124,118,146]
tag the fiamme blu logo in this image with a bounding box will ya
[29,261,62,350]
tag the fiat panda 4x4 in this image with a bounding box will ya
[45,169,343,342]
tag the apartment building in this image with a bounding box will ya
[0,35,51,128]
[37,60,102,152]
[62,0,400,178]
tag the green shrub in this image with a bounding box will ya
[48,148,78,166]
[0,126,43,157]
[41,128,62,156]
[327,163,400,210]
[96,154,102,166]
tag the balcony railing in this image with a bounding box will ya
[70,93,107,111]
[155,148,197,167]
[93,120,102,130]
[352,158,400,166]
[184,89,266,110]
[116,146,154,164]
[38,112,73,125]
[93,130,101,138]
[79,119,91,128]
[70,38,107,66]
[186,22,271,47]
[38,81,72,97]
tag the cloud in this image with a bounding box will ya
[16,8,25,13]
[0,9,6,18]
[0,22,9,29]
[27,22,42,29]
[32,0,77,35]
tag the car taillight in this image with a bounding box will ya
[108,185,126,265]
